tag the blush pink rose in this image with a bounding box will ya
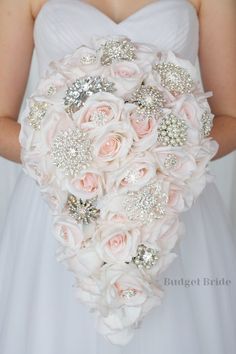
[130,114,155,138]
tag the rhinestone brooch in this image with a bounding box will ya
[50,128,93,177]
[158,113,188,146]
[66,194,100,224]
[153,62,194,95]
[201,111,213,137]
[64,76,115,113]
[128,85,166,120]
[133,244,159,269]
[27,102,48,130]
[123,181,168,224]
[99,38,136,66]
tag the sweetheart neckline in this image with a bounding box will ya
[35,0,198,28]
[69,0,197,26]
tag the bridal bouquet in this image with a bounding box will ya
[20,36,218,345]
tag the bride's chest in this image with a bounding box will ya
[33,0,199,75]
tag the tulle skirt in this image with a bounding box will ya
[0,170,236,354]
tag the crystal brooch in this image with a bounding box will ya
[27,102,48,130]
[153,62,194,95]
[133,244,159,269]
[123,181,168,224]
[66,194,100,224]
[158,113,188,146]
[128,85,165,120]
[64,76,115,113]
[50,128,93,176]
[99,38,136,66]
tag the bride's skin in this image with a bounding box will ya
[0,0,235,163]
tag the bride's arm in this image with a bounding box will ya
[198,0,236,160]
[0,0,43,163]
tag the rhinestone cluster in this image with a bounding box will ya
[47,86,56,97]
[133,244,159,269]
[121,288,137,299]
[90,110,110,126]
[50,128,93,176]
[164,153,178,169]
[64,76,115,113]
[66,194,100,224]
[100,38,136,66]
[158,113,188,146]
[153,62,194,95]
[129,85,165,120]
[27,102,48,130]
[123,169,142,185]
[201,111,213,137]
[80,54,97,65]
[123,181,168,224]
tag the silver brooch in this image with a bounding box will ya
[100,38,136,66]
[66,194,100,224]
[201,111,213,137]
[50,128,93,176]
[123,181,168,224]
[128,85,166,120]
[158,113,188,146]
[164,153,178,169]
[153,62,194,95]
[27,102,48,130]
[64,76,115,113]
[133,244,159,269]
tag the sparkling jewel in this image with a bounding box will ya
[123,181,168,224]
[201,111,213,137]
[121,288,137,299]
[153,62,194,95]
[129,85,166,120]
[64,76,115,113]
[158,113,188,146]
[80,54,97,65]
[123,169,142,185]
[133,244,159,269]
[50,128,93,176]
[27,102,48,130]
[164,154,178,169]
[47,86,56,96]
[66,194,100,224]
[99,38,136,66]
[90,110,110,126]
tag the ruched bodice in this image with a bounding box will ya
[34,0,199,75]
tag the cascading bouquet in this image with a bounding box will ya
[20,36,218,345]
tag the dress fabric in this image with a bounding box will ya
[0,0,236,353]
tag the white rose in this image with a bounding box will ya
[95,222,141,263]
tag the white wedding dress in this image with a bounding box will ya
[0,0,236,353]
